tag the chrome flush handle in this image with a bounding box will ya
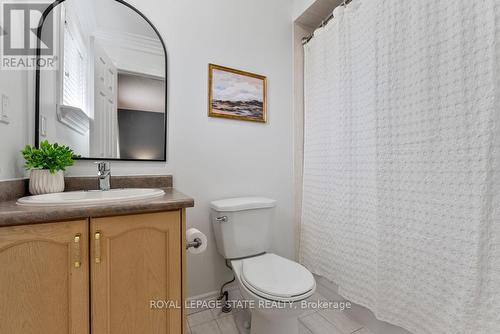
[215,216,228,223]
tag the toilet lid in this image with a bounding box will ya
[241,253,315,300]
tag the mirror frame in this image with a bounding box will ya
[35,0,168,162]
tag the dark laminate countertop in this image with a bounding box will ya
[0,188,194,227]
[0,176,194,227]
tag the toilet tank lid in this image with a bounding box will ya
[210,197,276,212]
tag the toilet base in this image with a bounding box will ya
[229,257,313,334]
[250,310,299,334]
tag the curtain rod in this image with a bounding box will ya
[302,0,353,45]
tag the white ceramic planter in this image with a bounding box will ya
[29,170,65,195]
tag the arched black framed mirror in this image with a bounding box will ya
[35,0,167,161]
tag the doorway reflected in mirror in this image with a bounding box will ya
[117,73,165,160]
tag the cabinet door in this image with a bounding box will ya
[0,220,89,334]
[91,211,182,334]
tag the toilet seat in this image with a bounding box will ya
[240,253,315,302]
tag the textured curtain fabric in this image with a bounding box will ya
[300,1,500,333]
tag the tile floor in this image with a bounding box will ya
[186,291,375,334]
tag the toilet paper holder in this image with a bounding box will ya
[186,238,202,250]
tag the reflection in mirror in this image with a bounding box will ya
[37,0,166,161]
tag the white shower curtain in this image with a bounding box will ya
[300,1,500,333]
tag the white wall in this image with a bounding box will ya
[118,73,165,113]
[0,0,295,298]
[293,0,316,20]
[142,0,295,297]
[0,71,30,180]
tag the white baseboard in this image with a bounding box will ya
[187,290,220,303]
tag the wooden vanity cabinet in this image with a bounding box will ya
[0,220,89,334]
[0,210,186,334]
[91,211,183,334]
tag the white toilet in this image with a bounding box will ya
[210,197,316,334]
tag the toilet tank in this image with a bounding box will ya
[210,197,276,259]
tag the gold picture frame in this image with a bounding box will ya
[208,64,267,123]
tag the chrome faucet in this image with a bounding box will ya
[96,162,111,191]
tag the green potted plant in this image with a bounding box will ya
[21,140,76,195]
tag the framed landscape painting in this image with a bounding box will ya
[208,64,267,123]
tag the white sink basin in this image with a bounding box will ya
[17,188,165,206]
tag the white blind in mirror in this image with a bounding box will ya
[63,21,86,113]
